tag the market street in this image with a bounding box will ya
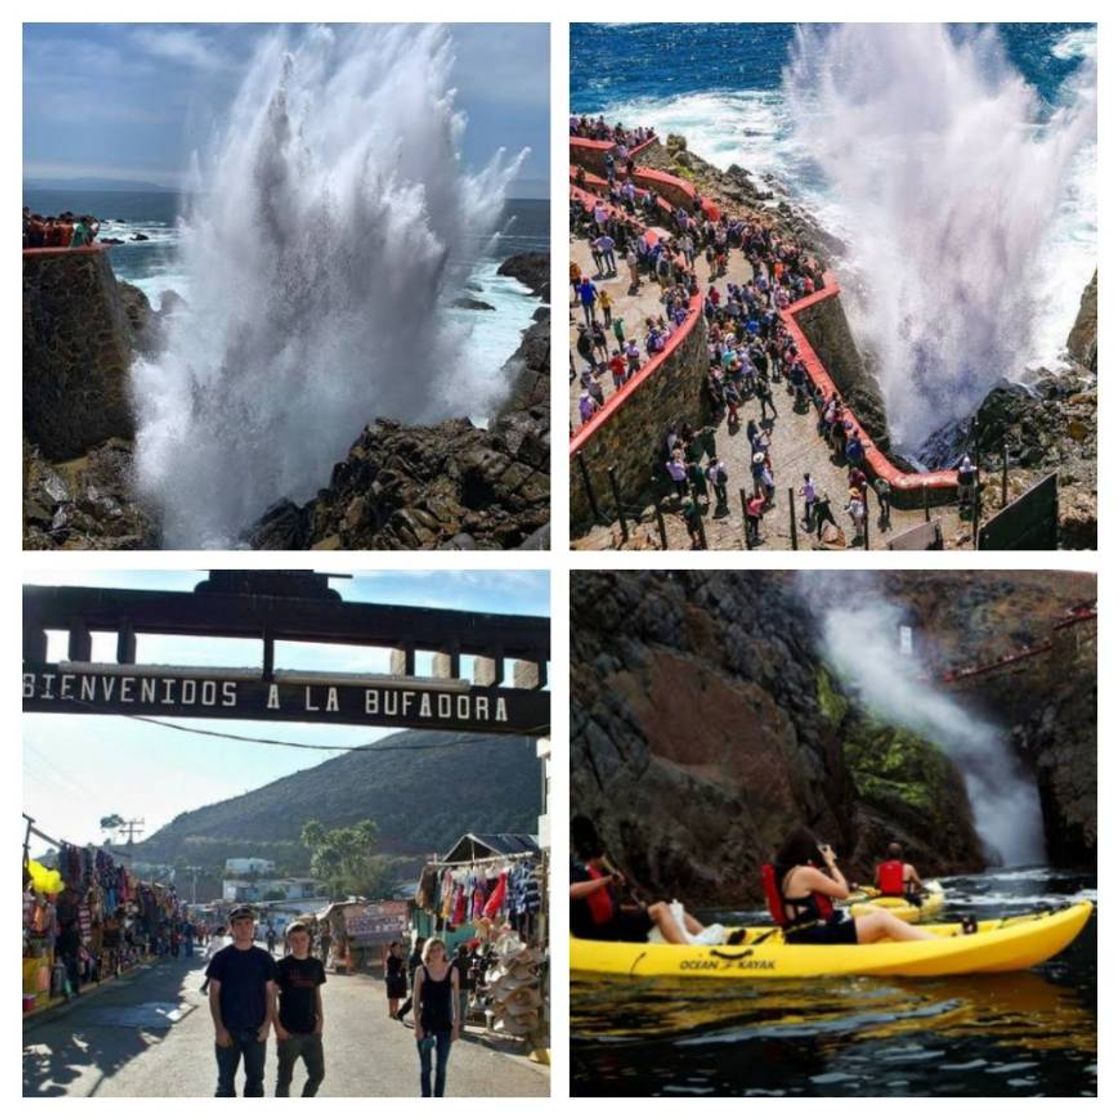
[23,950,549,1097]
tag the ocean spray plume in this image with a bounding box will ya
[784,24,1096,451]
[796,573,1044,866]
[131,25,526,547]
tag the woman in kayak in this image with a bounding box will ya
[570,815,702,944]
[770,827,934,944]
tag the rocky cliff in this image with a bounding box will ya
[23,249,136,460]
[571,571,984,905]
[25,249,550,550]
[249,308,550,550]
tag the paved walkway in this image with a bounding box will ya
[569,230,960,549]
[23,953,549,1097]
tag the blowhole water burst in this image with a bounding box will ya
[797,573,1045,867]
[784,24,1096,450]
[132,24,526,547]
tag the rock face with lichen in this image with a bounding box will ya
[571,571,983,905]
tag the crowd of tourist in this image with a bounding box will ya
[23,207,100,249]
[569,123,902,549]
[570,115,656,153]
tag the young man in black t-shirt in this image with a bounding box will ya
[273,920,327,1097]
[205,905,278,1097]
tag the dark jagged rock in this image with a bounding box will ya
[571,571,984,905]
[249,404,549,551]
[24,248,136,459]
[452,296,495,311]
[498,251,549,302]
[497,313,550,418]
[23,437,157,550]
[248,499,312,550]
[1011,678,1096,865]
[917,369,1096,547]
[248,295,551,550]
[129,232,150,241]
[1067,270,1096,372]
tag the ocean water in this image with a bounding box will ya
[571,867,1096,1097]
[572,23,1097,449]
[28,28,548,547]
[24,189,546,375]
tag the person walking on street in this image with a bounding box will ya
[413,938,460,1097]
[452,944,471,1031]
[200,925,229,994]
[395,938,425,1023]
[799,473,817,530]
[873,476,893,530]
[385,940,408,1019]
[266,924,278,957]
[273,921,326,1098]
[205,905,277,1097]
[318,922,332,969]
[814,491,840,541]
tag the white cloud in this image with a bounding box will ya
[128,26,235,73]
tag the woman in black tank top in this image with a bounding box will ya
[412,938,459,1097]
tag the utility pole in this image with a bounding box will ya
[185,866,203,905]
[119,818,145,846]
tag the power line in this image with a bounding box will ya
[106,712,549,751]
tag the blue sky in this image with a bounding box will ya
[23,23,549,197]
[23,569,549,849]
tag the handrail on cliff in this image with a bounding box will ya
[568,135,962,500]
[23,244,108,256]
[941,609,1095,682]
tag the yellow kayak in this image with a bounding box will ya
[849,880,945,923]
[570,901,1092,980]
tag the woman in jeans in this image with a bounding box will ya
[412,938,459,1097]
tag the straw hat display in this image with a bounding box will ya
[486,937,543,1039]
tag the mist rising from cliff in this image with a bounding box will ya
[785,24,1096,451]
[131,25,524,547]
[797,573,1044,866]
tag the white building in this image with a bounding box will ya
[224,857,276,875]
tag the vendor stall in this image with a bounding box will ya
[411,833,548,1041]
[22,815,184,1015]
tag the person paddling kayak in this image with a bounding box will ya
[570,816,703,945]
[875,842,924,899]
[764,827,934,944]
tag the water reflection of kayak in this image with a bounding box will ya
[849,879,945,923]
[571,963,1095,1054]
[571,902,1092,980]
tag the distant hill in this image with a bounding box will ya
[131,729,541,874]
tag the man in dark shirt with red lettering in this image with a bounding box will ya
[206,905,277,1096]
[273,920,327,1096]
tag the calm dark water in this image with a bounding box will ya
[571,868,1096,1096]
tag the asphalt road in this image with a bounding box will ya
[23,951,549,1097]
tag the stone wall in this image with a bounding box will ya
[24,248,135,461]
[794,292,888,446]
[569,304,708,529]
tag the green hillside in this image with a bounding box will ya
[131,730,541,874]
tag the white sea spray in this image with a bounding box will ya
[784,24,1096,450]
[797,572,1045,867]
[131,25,525,547]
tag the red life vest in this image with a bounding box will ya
[876,860,906,896]
[584,865,615,926]
[761,863,834,927]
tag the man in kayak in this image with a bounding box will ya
[570,816,701,944]
[765,828,934,944]
[875,842,924,899]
